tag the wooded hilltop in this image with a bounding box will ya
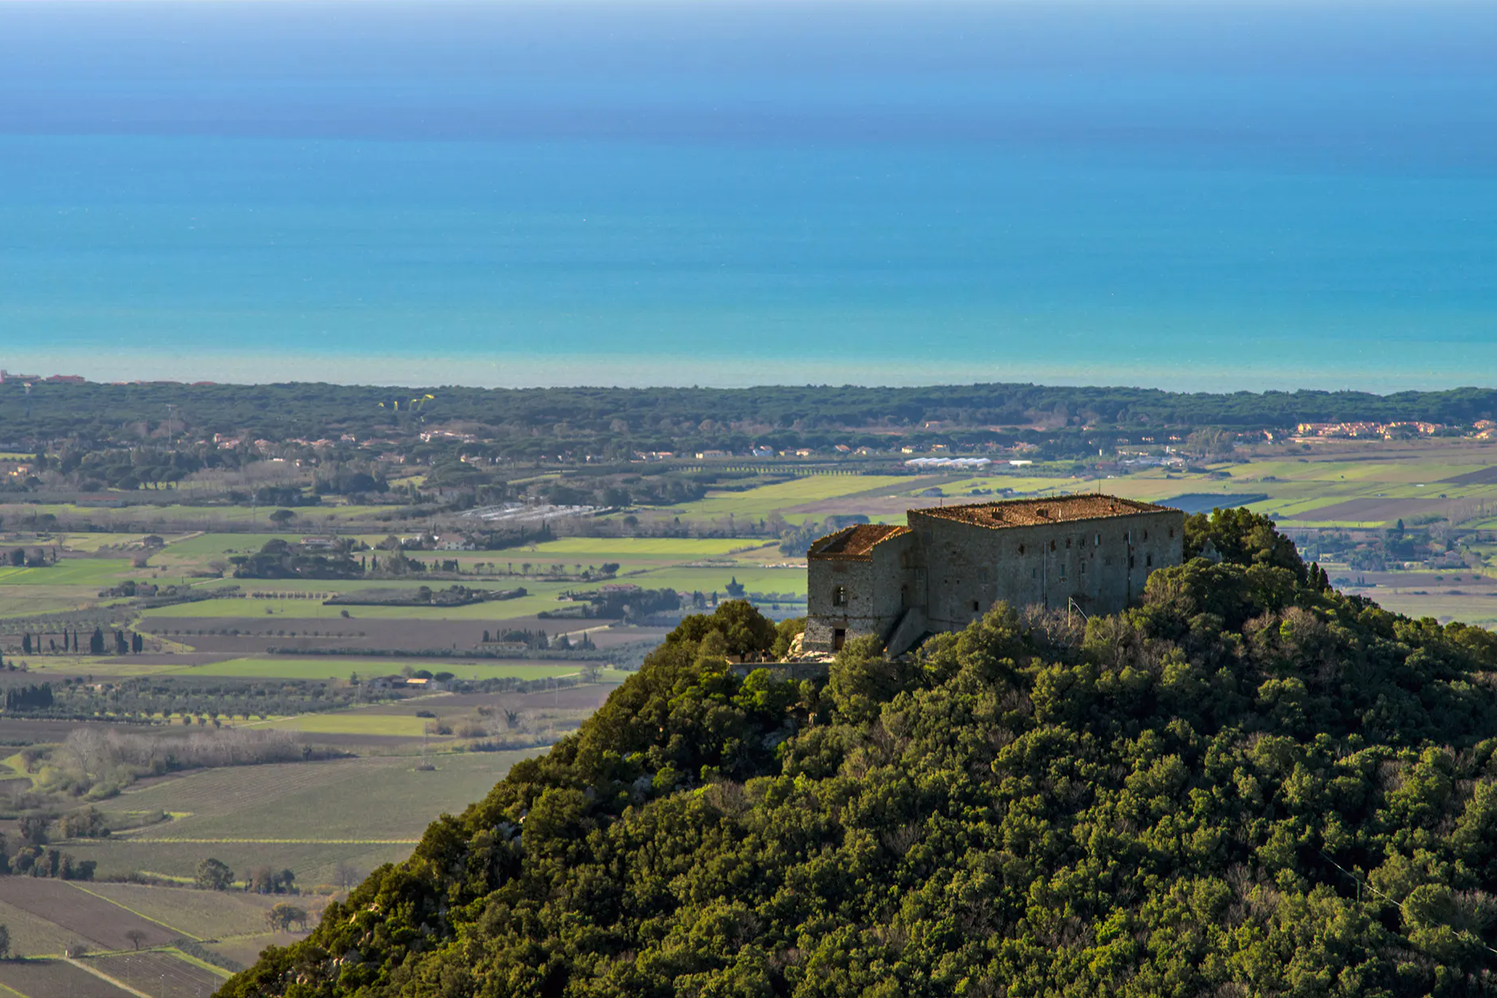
[217,509,1497,997]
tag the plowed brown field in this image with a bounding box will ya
[0,880,175,950]
[0,959,136,998]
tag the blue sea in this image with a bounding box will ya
[1,1,1495,390]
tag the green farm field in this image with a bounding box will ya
[83,951,229,998]
[78,882,288,940]
[137,591,573,621]
[80,752,538,883]
[628,565,807,597]
[149,533,297,557]
[1345,590,1497,627]
[16,654,178,677]
[0,502,394,529]
[157,656,595,681]
[0,559,132,586]
[232,579,432,592]
[519,536,777,565]
[65,837,420,890]
[56,532,193,552]
[0,589,117,618]
[924,474,1107,497]
[0,958,136,998]
[106,754,532,839]
[912,449,1497,530]
[240,712,428,737]
[672,474,925,519]
[206,932,305,970]
[0,897,81,957]
[523,537,773,557]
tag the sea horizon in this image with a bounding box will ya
[2,1,1495,393]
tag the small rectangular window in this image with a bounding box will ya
[971,600,980,613]
[1032,567,1038,579]
[1059,564,1066,579]
[1080,562,1086,576]
[1146,554,1153,567]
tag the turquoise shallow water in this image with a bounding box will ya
[1,2,1495,390]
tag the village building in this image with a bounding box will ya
[803,495,1185,656]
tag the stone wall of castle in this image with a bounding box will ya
[803,506,1185,653]
[911,507,1184,634]
[804,531,913,651]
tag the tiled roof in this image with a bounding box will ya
[912,494,1175,529]
[807,524,912,560]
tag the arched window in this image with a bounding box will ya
[832,585,848,607]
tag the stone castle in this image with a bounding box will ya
[803,494,1184,656]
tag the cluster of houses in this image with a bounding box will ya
[1292,421,1451,440]
[0,372,226,387]
[212,432,363,452]
[0,371,85,384]
[364,674,450,692]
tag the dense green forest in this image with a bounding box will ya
[5,380,1497,451]
[219,509,1497,997]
